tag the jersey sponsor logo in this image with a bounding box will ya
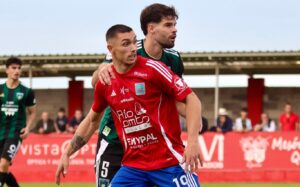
[126,133,158,148]
[116,103,150,132]
[102,126,111,136]
[111,90,116,97]
[120,86,129,95]
[135,82,146,96]
[135,103,146,115]
[120,97,134,103]
[124,122,152,134]
[16,92,24,100]
[1,103,18,116]
[134,71,147,78]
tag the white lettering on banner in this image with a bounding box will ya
[272,137,300,166]
[272,137,300,151]
[291,151,300,165]
[240,136,269,168]
[183,135,224,169]
[199,135,224,162]
[20,140,97,159]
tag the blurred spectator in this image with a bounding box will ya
[254,112,276,132]
[210,108,233,133]
[234,107,252,132]
[68,109,84,133]
[54,107,69,133]
[199,117,208,134]
[32,112,55,134]
[279,103,299,131]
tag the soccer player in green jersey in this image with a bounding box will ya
[0,57,36,187]
[56,4,202,187]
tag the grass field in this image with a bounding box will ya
[18,183,300,187]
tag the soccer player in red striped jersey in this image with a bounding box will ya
[56,24,202,187]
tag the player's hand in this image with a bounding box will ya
[181,141,202,173]
[98,63,115,85]
[55,153,70,185]
[20,127,29,139]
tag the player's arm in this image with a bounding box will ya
[91,53,115,87]
[176,102,186,117]
[175,54,186,117]
[55,109,102,185]
[56,81,107,185]
[20,105,36,139]
[147,59,202,172]
[181,91,202,172]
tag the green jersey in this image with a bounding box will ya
[98,39,184,144]
[0,83,35,140]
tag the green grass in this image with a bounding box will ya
[18,183,300,187]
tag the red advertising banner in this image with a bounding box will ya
[10,132,300,183]
[11,134,98,183]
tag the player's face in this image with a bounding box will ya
[6,64,21,81]
[153,16,177,48]
[110,31,137,66]
[284,104,292,113]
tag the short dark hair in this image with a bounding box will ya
[140,3,178,35]
[6,57,22,68]
[106,24,133,42]
[58,107,65,113]
[241,107,248,112]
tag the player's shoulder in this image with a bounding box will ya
[141,56,169,72]
[163,48,180,58]
[19,83,31,90]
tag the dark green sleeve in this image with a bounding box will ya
[25,89,36,107]
[177,52,184,78]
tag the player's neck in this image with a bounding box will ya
[143,38,163,60]
[6,79,20,89]
[113,60,135,74]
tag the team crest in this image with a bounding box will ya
[16,92,24,100]
[174,77,187,92]
[135,83,146,96]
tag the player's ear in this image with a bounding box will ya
[107,44,113,53]
[147,23,155,34]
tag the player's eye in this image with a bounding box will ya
[122,41,130,47]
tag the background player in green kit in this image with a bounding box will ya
[0,57,36,187]
[93,3,194,186]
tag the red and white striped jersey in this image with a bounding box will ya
[92,55,192,170]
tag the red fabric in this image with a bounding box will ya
[247,78,264,126]
[92,55,191,170]
[10,132,300,183]
[68,80,84,117]
[279,112,299,131]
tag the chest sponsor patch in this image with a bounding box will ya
[102,126,111,136]
[135,83,146,96]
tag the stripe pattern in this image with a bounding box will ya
[95,139,109,187]
[146,60,172,83]
[164,48,179,57]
